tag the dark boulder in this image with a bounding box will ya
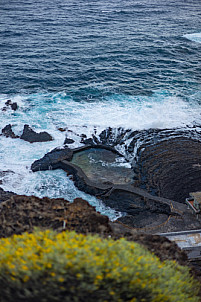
[11,102,18,111]
[20,125,53,143]
[64,138,75,145]
[4,100,18,111]
[1,124,19,139]
[80,134,87,139]
[31,146,73,172]
[82,138,95,145]
[5,100,12,106]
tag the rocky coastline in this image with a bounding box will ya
[2,118,201,233]
[29,126,201,233]
[1,122,201,282]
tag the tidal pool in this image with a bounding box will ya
[71,148,134,185]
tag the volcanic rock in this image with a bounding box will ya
[82,138,95,145]
[4,100,18,111]
[11,102,18,111]
[1,124,19,139]
[133,136,201,203]
[64,138,75,145]
[31,146,73,172]
[20,124,53,143]
[5,100,12,106]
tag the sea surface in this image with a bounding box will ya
[0,0,201,219]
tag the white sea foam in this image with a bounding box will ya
[0,90,201,219]
[184,32,201,44]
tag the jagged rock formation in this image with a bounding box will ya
[20,124,53,143]
[2,100,18,111]
[31,146,73,171]
[1,124,53,143]
[1,124,19,139]
[64,137,75,144]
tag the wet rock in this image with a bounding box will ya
[92,134,100,144]
[5,100,12,106]
[31,146,73,172]
[64,138,75,145]
[20,124,53,143]
[80,134,87,139]
[99,127,114,145]
[82,138,95,145]
[1,124,19,139]
[4,100,18,111]
[11,102,18,111]
[98,127,131,146]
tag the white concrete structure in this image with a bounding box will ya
[159,229,201,260]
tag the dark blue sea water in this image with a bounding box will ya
[0,0,201,218]
[1,0,201,97]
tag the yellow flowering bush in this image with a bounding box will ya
[0,229,199,302]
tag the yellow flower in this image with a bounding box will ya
[21,265,28,271]
[46,263,52,269]
[23,275,29,282]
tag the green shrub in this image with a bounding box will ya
[0,229,199,302]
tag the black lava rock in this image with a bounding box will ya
[31,146,73,172]
[20,125,53,143]
[5,100,12,106]
[11,102,18,111]
[64,138,75,145]
[1,124,19,139]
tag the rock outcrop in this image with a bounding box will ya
[31,146,73,171]
[20,124,53,143]
[64,137,75,145]
[2,100,18,111]
[1,124,19,139]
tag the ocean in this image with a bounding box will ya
[0,0,201,219]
